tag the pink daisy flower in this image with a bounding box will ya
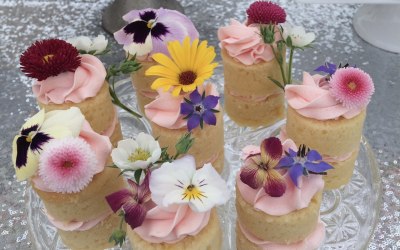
[329,67,374,109]
[38,137,97,193]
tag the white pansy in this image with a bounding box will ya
[281,23,315,48]
[111,133,161,170]
[67,35,108,55]
[150,155,230,213]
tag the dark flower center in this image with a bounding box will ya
[187,184,195,191]
[179,71,197,85]
[63,161,73,168]
[194,104,204,114]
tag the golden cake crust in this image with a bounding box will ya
[150,111,224,173]
[131,60,157,112]
[38,82,117,135]
[58,213,124,250]
[236,186,322,244]
[127,209,221,250]
[33,166,126,221]
[286,106,366,156]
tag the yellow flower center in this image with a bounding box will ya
[347,81,357,91]
[25,131,36,143]
[43,54,54,63]
[63,161,73,168]
[147,20,156,29]
[179,71,197,85]
[128,148,151,162]
[182,184,206,201]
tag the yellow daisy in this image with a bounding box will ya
[146,36,218,97]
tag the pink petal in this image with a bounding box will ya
[263,169,286,197]
[240,155,265,189]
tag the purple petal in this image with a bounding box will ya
[123,21,151,44]
[260,137,283,164]
[203,95,219,109]
[306,150,322,161]
[151,22,170,40]
[105,189,133,213]
[276,156,294,169]
[21,124,38,136]
[123,202,147,229]
[202,111,216,126]
[137,173,151,203]
[240,156,265,189]
[15,136,30,168]
[30,132,52,153]
[187,114,201,131]
[139,10,156,21]
[264,170,286,197]
[189,89,202,104]
[305,161,333,173]
[180,102,194,115]
[289,163,304,187]
[288,148,297,157]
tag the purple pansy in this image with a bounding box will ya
[114,8,198,56]
[180,88,219,132]
[16,124,52,168]
[106,173,151,229]
[276,145,333,187]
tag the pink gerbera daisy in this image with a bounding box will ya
[329,67,374,109]
[38,137,97,193]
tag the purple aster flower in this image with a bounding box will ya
[106,173,151,229]
[114,8,198,56]
[276,145,333,187]
[180,88,220,132]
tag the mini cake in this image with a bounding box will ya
[11,107,126,250]
[285,66,374,189]
[218,2,286,127]
[236,137,332,249]
[114,8,199,113]
[106,152,229,249]
[20,38,123,146]
[144,37,224,173]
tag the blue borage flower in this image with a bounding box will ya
[314,62,354,77]
[276,145,333,187]
[180,88,219,132]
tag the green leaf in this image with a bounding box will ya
[210,109,220,113]
[286,36,293,48]
[268,76,285,90]
[200,118,204,129]
[134,169,142,183]
[175,132,194,156]
[108,229,126,247]
[183,97,193,104]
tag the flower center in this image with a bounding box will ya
[62,161,73,168]
[179,71,197,85]
[194,104,204,114]
[182,184,206,201]
[147,19,156,29]
[128,148,151,162]
[26,131,36,143]
[43,54,54,63]
[347,81,357,91]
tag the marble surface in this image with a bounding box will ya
[0,0,399,249]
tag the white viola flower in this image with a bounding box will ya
[111,133,161,170]
[281,23,315,48]
[150,155,230,213]
[67,35,108,55]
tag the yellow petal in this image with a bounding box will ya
[151,78,178,90]
[190,38,199,68]
[15,149,39,181]
[168,40,186,71]
[149,53,181,74]
[196,63,218,78]
[172,86,182,96]
[182,84,197,92]
[182,37,192,71]
[22,109,45,130]
[145,65,178,79]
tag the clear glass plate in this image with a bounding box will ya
[26,78,382,250]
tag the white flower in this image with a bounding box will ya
[150,155,230,212]
[281,23,315,48]
[111,133,161,170]
[67,35,108,55]
[123,35,152,57]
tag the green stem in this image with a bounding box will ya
[287,47,295,85]
[119,214,124,230]
[270,44,287,86]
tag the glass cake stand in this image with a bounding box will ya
[26,78,382,250]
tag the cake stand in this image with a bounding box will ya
[26,78,382,249]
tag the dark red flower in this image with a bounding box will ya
[246,1,286,25]
[20,39,81,81]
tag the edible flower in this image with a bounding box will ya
[111,133,161,170]
[146,37,218,96]
[329,67,374,109]
[106,173,151,230]
[67,35,108,55]
[180,88,219,131]
[277,144,333,187]
[314,62,337,76]
[150,155,229,212]
[38,137,97,193]
[240,137,286,197]
[20,39,81,81]
[246,1,286,25]
[281,23,315,48]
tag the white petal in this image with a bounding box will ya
[67,36,92,51]
[41,107,84,137]
[280,23,291,40]
[22,109,45,130]
[163,189,188,207]
[91,35,108,54]
[136,132,152,150]
[111,147,130,169]
[117,138,138,154]
[131,160,151,170]
[124,35,153,56]
[149,147,162,164]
